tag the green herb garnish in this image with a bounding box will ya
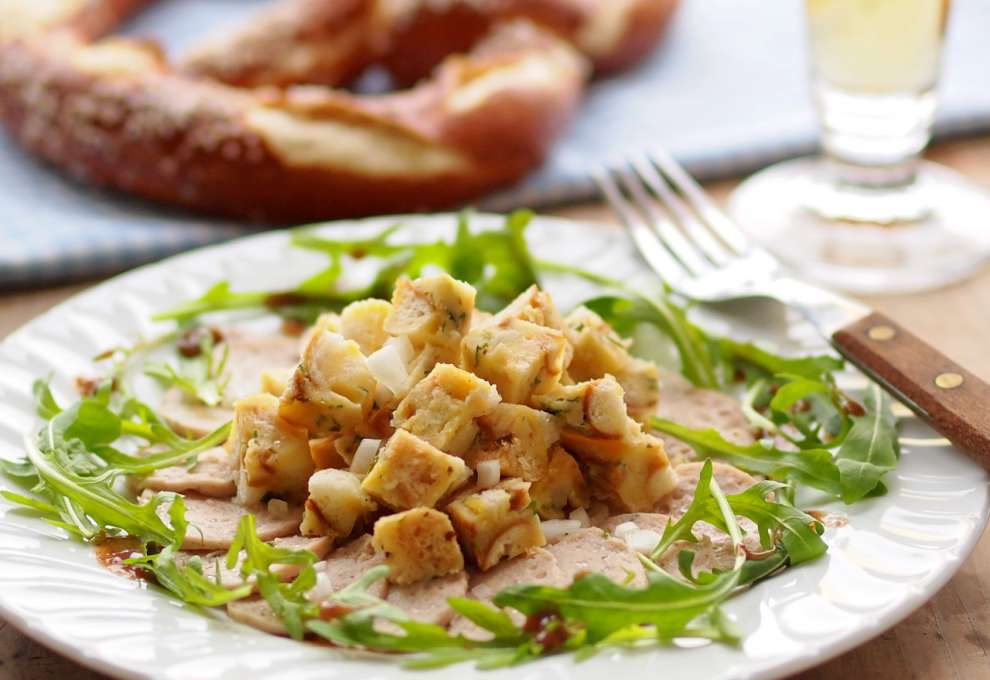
[145,333,231,407]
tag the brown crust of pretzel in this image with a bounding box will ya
[381,0,679,87]
[183,0,679,90]
[0,0,674,222]
[0,21,584,221]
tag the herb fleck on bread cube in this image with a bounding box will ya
[565,426,677,513]
[564,307,659,420]
[279,328,376,437]
[362,430,470,510]
[228,393,314,506]
[533,375,629,439]
[392,363,500,454]
[384,274,476,362]
[461,318,569,404]
[470,403,561,481]
[372,508,464,584]
[446,479,545,570]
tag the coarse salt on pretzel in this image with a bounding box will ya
[0,0,676,222]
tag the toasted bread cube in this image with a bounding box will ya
[491,285,564,329]
[470,403,561,481]
[260,368,292,397]
[297,312,340,355]
[368,340,440,409]
[362,430,470,510]
[339,299,392,356]
[446,479,545,570]
[309,436,350,470]
[300,469,377,538]
[617,358,660,421]
[279,329,376,437]
[582,430,676,513]
[564,307,660,420]
[461,319,568,404]
[372,508,464,584]
[392,363,500,454]
[384,275,476,362]
[564,307,632,381]
[533,375,629,439]
[471,309,493,327]
[229,394,314,506]
[530,446,591,519]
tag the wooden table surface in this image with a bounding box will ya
[2,137,990,679]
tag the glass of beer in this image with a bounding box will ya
[728,0,990,293]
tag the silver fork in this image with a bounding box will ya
[594,149,990,464]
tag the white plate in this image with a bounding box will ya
[0,214,986,680]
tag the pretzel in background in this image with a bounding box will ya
[0,0,677,222]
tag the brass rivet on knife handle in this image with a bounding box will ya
[832,311,990,466]
[936,373,964,390]
[868,325,896,341]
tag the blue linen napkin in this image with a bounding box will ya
[2,0,988,288]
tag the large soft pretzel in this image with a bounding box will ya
[0,0,676,222]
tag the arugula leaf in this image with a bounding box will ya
[581,294,719,389]
[741,379,777,433]
[738,548,788,585]
[18,431,174,543]
[2,380,229,540]
[228,515,320,640]
[498,459,744,645]
[447,598,521,639]
[835,383,900,503]
[651,418,844,498]
[650,459,729,558]
[651,460,824,581]
[494,568,739,645]
[126,496,252,607]
[33,380,62,419]
[154,212,541,324]
[723,481,826,564]
[92,422,230,476]
[145,334,230,407]
[715,338,844,381]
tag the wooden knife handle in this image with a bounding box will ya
[832,311,990,464]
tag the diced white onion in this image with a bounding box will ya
[267,498,290,518]
[368,341,410,395]
[350,438,382,475]
[476,460,501,489]
[568,507,591,528]
[540,519,583,542]
[624,529,662,555]
[613,521,639,538]
[384,335,414,363]
[305,571,334,604]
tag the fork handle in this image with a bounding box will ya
[832,312,990,464]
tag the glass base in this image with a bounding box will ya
[728,158,990,294]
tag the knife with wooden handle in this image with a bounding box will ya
[831,312,990,460]
[778,278,990,464]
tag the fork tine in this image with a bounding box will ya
[592,167,688,286]
[650,148,752,255]
[613,162,711,277]
[632,155,733,266]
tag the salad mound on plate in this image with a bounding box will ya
[0,212,900,668]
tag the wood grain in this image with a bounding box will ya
[833,311,990,464]
[2,136,990,679]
